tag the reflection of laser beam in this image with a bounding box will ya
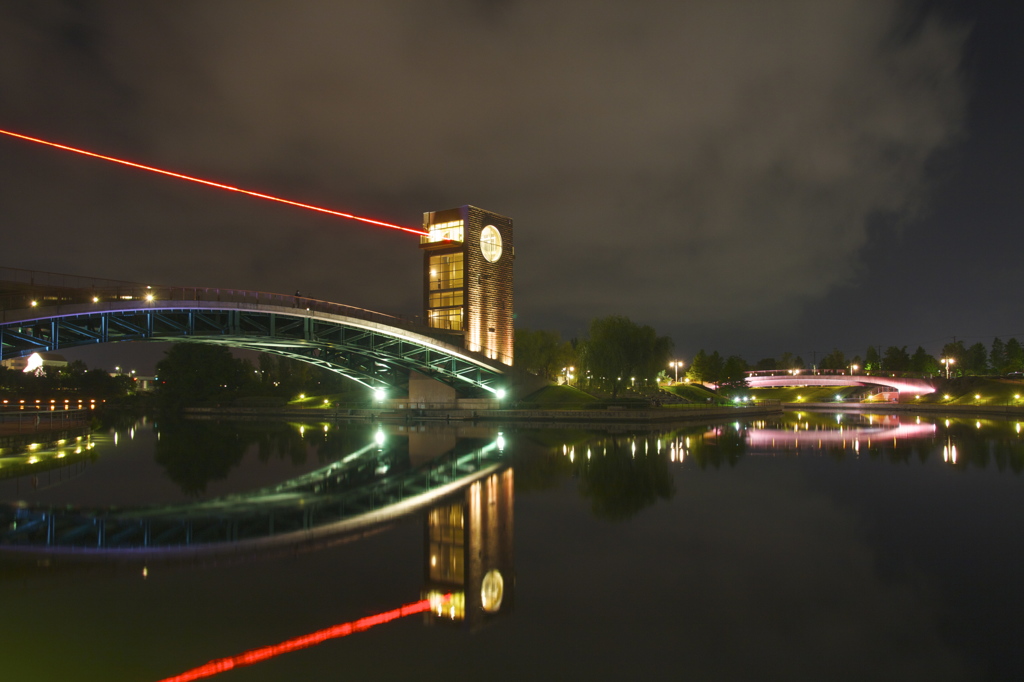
[156,596,443,682]
[0,128,426,236]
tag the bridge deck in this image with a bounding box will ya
[744,371,936,395]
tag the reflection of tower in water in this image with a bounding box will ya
[423,468,514,630]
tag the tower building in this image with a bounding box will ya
[420,206,513,365]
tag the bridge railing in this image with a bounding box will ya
[0,264,426,329]
[745,368,939,380]
[0,408,92,433]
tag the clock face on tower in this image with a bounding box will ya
[480,225,503,263]
[480,569,504,612]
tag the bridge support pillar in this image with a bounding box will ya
[408,370,456,407]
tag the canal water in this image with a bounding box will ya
[1,411,1022,681]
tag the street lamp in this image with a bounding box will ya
[941,357,955,379]
[669,360,684,383]
[849,363,859,375]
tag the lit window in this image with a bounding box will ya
[428,253,464,290]
[428,505,466,583]
[429,291,464,308]
[420,219,464,245]
[428,308,463,331]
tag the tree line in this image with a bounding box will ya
[1,345,374,407]
[687,338,1024,385]
[751,338,1024,378]
[516,318,1024,391]
[154,345,354,406]
[0,360,134,398]
[515,316,672,397]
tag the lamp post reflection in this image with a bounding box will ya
[943,435,958,464]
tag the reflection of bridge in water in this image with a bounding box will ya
[137,428,516,681]
[0,428,508,557]
[745,414,937,451]
[1,420,517,682]
[152,463,514,681]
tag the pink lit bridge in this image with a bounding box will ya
[743,369,937,398]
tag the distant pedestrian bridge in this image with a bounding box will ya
[744,369,936,397]
[0,267,508,397]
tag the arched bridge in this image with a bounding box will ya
[744,369,936,397]
[0,267,508,397]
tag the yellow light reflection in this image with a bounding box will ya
[425,590,464,621]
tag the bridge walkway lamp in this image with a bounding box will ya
[849,363,859,376]
[669,360,684,383]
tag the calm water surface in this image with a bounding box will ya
[1,411,1023,681]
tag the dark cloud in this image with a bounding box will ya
[0,1,970,359]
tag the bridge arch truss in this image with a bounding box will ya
[0,296,508,396]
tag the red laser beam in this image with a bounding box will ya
[156,596,441,682]
[0,128,426,236]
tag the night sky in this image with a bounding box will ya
[1,1,1021,371]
